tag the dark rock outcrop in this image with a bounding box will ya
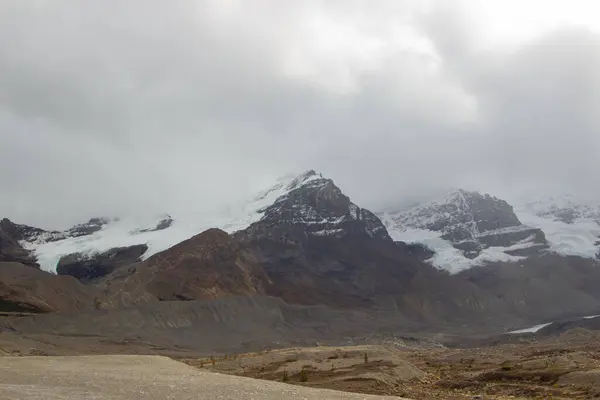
[57,244,148,283]
[68,217,109,237]
[137,215,174,233]
[0,218,65,243]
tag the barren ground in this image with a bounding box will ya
[181,329,600,399]
[0,355,409,400]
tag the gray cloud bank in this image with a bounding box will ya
[1,1,599,228]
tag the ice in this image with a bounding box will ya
[385,225,528,274]
[508,322,553,334]
[507,314,600,334]
[512,195,600,259]
[24,170,328,273]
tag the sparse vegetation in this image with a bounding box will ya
[299,368,309,382]
[181,337,600,399]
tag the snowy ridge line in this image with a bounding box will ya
[23,170,329,273]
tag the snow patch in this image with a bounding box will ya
[508,323,553,334]
[507,314,600,334]
[311,228,345,237]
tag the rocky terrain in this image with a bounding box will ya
[56,244,148,283]
[177,328,600,400]
[0,219,39,267]
[0,262,96,313]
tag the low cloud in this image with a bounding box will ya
[1,1,598,227]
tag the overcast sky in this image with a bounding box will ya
[1,0,600,228]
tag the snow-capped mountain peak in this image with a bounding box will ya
[380,189,547,273]
[19,170,386,272]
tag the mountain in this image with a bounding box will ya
[0,219,40,267]
[14,175,600,279]
[21,171,380,274]
[4,171,600,354]
[0,262,97,313]
[98,171,441,311]
[379,190,548,273]
[512,193,600,260]
[94,174,600,331]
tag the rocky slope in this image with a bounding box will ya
[3,171,600,337]
[57,244,149,283]
[0,219,39,267]
[380,190,548,273]
[0,262,97,313]
[97,173,438,311]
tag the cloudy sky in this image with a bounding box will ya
[1,0,600,228]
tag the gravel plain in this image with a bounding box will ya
[0,355,410,399]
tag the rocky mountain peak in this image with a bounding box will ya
[380,189,547,272]
[254,171,390,241]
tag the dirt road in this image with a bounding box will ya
[0,355,410,399]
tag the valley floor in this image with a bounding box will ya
[3,328,600,399]
[0,355,408,400]
[181,330,600,400]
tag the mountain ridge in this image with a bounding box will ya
[4,173,600,276]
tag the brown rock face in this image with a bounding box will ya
[102,229,271,305]
[0,219,38,267]
[0,262,97,313]
[101,222,507,330]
